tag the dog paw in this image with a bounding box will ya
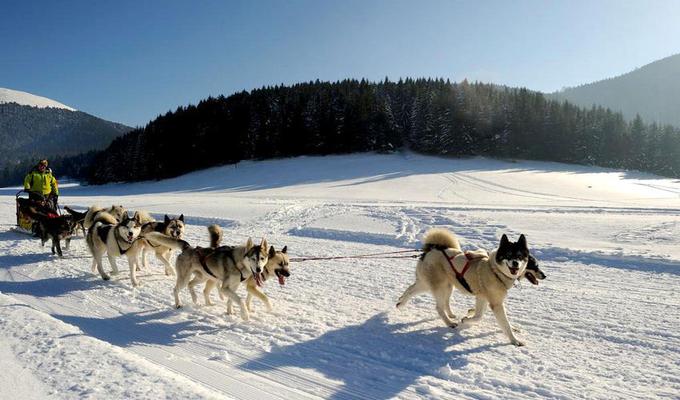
[448,322,458,329]
[175,304,182,309]
[511,339,525,347]
[102,275,111,281]
[395,302,402,309]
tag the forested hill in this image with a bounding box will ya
[553,54,680,127]
[86,79,680,183]
[0,103,131,167]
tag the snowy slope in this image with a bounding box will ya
[0,153,678,399]
[0,87,76,111]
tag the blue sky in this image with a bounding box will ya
[2,0,679,127]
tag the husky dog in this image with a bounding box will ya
[63,206,87,236]
[198,225,288,310]
[523,254,546,285]
[86,211,144,286]
[83,205,127,230]
[27,207,76,257]
[144,228,269,321]
[225,245,290,313]
[397,229,539,346]
[201,230,290,313]
[138,214,186,276]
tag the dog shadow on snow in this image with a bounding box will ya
[240,312,500,400]
[52,309,222,348]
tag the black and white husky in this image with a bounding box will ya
[397,229,546,346]
[86,211,144,286]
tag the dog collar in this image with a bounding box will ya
[113,230,135,255]
[491,263,515,289]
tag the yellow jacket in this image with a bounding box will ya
[24,169,59,196]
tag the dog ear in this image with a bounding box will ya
[527,254,538,269]
[179,214,184,222]
[246,237,253,250]
[134,211,142,223]
[261,238,268,253]
[164,215,170,224]
[121,212,130,222]
[281,245,287,254]
[518,234,527,249]
[500,234,509,247]
[269,245,276,258]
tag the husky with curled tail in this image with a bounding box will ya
[397,228,544,346]
[144,225,269,321]
[86,211,145,286]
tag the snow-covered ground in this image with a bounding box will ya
[0,152,678,399]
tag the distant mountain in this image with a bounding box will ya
[0,87,76,111]
[553,54,680,127]
[0,88,131,168]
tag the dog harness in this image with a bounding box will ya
[113,229,135,255]
[196,247,218,279]
[440,250,481,294]
[196,247,247,282]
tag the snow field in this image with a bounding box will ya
[0,153,678,399]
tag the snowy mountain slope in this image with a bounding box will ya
[0,87,76,111]
[0,153,678,399]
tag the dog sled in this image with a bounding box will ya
[14,190,60,235]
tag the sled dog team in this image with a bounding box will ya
[71,204,545,345]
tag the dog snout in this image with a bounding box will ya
[512,260,518,268]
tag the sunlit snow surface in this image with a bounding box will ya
[1,153,678,399]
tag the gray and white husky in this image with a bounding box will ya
[397,228,545,346]
[224,245,290,314]
[144,229,269,321]
[137,213,186,276]
[86,211,144,286]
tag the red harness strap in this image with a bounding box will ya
[441,251,482,294]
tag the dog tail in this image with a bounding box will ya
[64,206,86,219]
[93,211,117,226]
[208,224,222,248]
[134,210,155,224]
[421,228,461,251]
[83,205,104,229]
[144,231,191,251]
